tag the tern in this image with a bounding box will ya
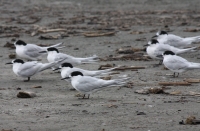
[62,71,130,99]
[162,51,200,77]
[152,31,200,48]
[145,39,196,64]
[6,59,65,82]
[41,47,99,70]
[14,40,64,61]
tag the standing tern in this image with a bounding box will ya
[162,51,200,77]
[6,59,65,82]
[62,71,130,99]
[41,47,99,70]
[145,39,196,64]
[54,62,118,80]
[14,40,64,61]
[152,31,200,48]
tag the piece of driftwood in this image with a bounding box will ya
[38,28,67,33]
[0,34,19,38]
[17,91,36,98]
[116,47,145,54]
[184,79,200,83]
[83,31,116,37]
[159,81,191,86]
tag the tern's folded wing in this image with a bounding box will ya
[18,61,38,76]
[74,77,107,92]
[25,44,45,57]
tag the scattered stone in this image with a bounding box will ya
[17,91,36,98]
[179,116,200,125]
[9,54,16,59]
[32,86,42,88]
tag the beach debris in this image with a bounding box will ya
[189,91,200,96]
[98,64,115,70]
[184,78,200,83]
[17,91,36,98]
[169,91,182,95]
[116,47,145,54]
[159,81,191,86]
[83,31,116,37]
[179,116,200,125]
[130,31,146,35]
[100,53,151,61]
[183,28,200,32]
[3,42,15,49]
[107,104,118,108]
[9,54,16,59]
[17,16,41,24]
[0,34,19,38]
[32,86,42,88]
[1,129,13,131]
[39,34,64,40]
[100,76,112,80]
[136,111,146,115]
[134,87,167,94]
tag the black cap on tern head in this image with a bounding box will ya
[150,39,159,44]
[71,71,83,77]
[47,47,59,53]
[13,59,25,64]
[61,63,73,68]
[158,31,168,35]
[163,51,175,55]
[15,40,27,46]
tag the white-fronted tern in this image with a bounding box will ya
[62,71,130,99]
[41,47,99,70]
[54,62,118,80]
[162,51,200,77]
[6,59,64,82]
[152,31,200,48]
[14,40,64,61]
[146,39,196,64]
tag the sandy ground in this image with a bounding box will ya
[0,0,200,131]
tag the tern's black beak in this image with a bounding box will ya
[5,62,13,65]
[143,44,149,47]
[53,67,61,71]
[61,77,70,80]
[152,35,158,38]
[39,51,47,53]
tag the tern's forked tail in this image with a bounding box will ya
[188,62,200,69]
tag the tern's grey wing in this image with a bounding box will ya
[74,77,107,93]
[167,34,183,43]
[164,56,189,70]
[18,61,39,77]
[25,44,45,57]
